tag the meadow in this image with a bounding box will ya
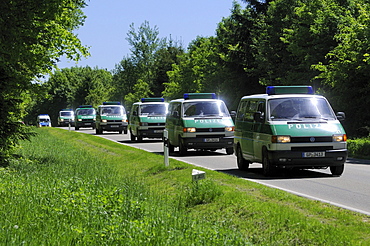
[0,127,369,245]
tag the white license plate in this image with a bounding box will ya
[204,138,219,143]
[84,123,91,125]
[111,125,119,128]
[154,130,163,133]
[302,152,325,158]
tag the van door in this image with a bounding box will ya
[167,102,181,146]
[253,100,266,162]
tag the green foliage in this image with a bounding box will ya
[348,138,370,158]
[3,128,369,244]
[0,0,89,164]
[25,66,112,125]
[179,179,223,208]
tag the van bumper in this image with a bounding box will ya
[268,149,348,168]
[138,128,165,138]
[101,123,128,132]
[183,136,234,149]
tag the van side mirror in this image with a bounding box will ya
[230,111,236,118]
[173,111,179,118]
[133,111,137,116]
[336,112,345,121]
[253,111,264,122]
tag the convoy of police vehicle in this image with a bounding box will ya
[49,86,347,176]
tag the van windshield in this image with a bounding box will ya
[60,112,73,117]
[183,101,229,117]
[101,106,125,116]
[140,104,167,116]
[77,108,95,115]
[269,97,336,121]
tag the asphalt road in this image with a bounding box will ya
[66,127,370,216]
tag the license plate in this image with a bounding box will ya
[204,138,219,143]
[154,130,164,133]
[302,152,325,158]
[84,123,91,125]
[111,125,119,128]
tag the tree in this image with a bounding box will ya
[0,0,89,164]
[113,21,169,108]
[26,66,113,125]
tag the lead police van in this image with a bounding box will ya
[165,93,234,155]
[234,86,347,176]
[95,102,128,134]
[129,98,168,142]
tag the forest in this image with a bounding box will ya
[2,0,370,163]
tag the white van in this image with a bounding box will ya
[234,86,347,176]
[37,114,51,127]
[165,93,234,155]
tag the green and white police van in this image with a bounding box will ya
[37,114,51,127]
[75,105,96,130]
[234,86,347,176]
[165,93,234,155]
[58,109,74,126]
[95,102,128,134]
[129,98,168,142]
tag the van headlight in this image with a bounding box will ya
[333,134,347,142]
[272,135,291,143]
[225,126,235,132]
[78,119,82,121]
[183,127,196,133]
[102,119,107,123]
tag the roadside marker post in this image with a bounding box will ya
[163,129,169,166]
[192,169,205,182]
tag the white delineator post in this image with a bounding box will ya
[163,129,169,166]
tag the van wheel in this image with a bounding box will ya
[226,147,234,155]
[130,131,136,141]
[262,150,274,176]
[236,146,249,170]
[75,126,79,130]
[168,142,174,154]
[137,136,143,142]
[179,137,187,156]
[330,165,344,176]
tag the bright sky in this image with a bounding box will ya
[58,0,244,71]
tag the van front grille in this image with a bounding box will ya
[291,136,333,143]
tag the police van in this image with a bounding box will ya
[234,86,347,176]
[57,109,74,126]
[75,105,96,130]
[95,102,128,134]
[129,98,168,142]
[37,114,51,127]
[165,93,234,155]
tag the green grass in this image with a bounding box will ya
[0,127,369,245]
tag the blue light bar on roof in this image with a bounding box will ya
[103,101,121,105]
[184,93,217,100]
[61,109,73,111]
[266,86,314,95]
[141,98,165,103]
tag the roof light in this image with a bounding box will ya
[103,101,121,105]
[141,98,165,103]
[184,93,217,100]
[266,86,314,95]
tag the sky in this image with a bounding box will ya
[58,0,245,71]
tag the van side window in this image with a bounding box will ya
[236,101,249,121]
[243,100,258,122]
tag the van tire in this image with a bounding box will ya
[262,149,274,176]
[179,137,187,156]
[236,146,249,170]
[130,131,136,141]
[330,165,344,176]
[75,126,79,130]
[226,147,234,155]
[168,142,174,154]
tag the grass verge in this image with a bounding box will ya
[0,127,369,245]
